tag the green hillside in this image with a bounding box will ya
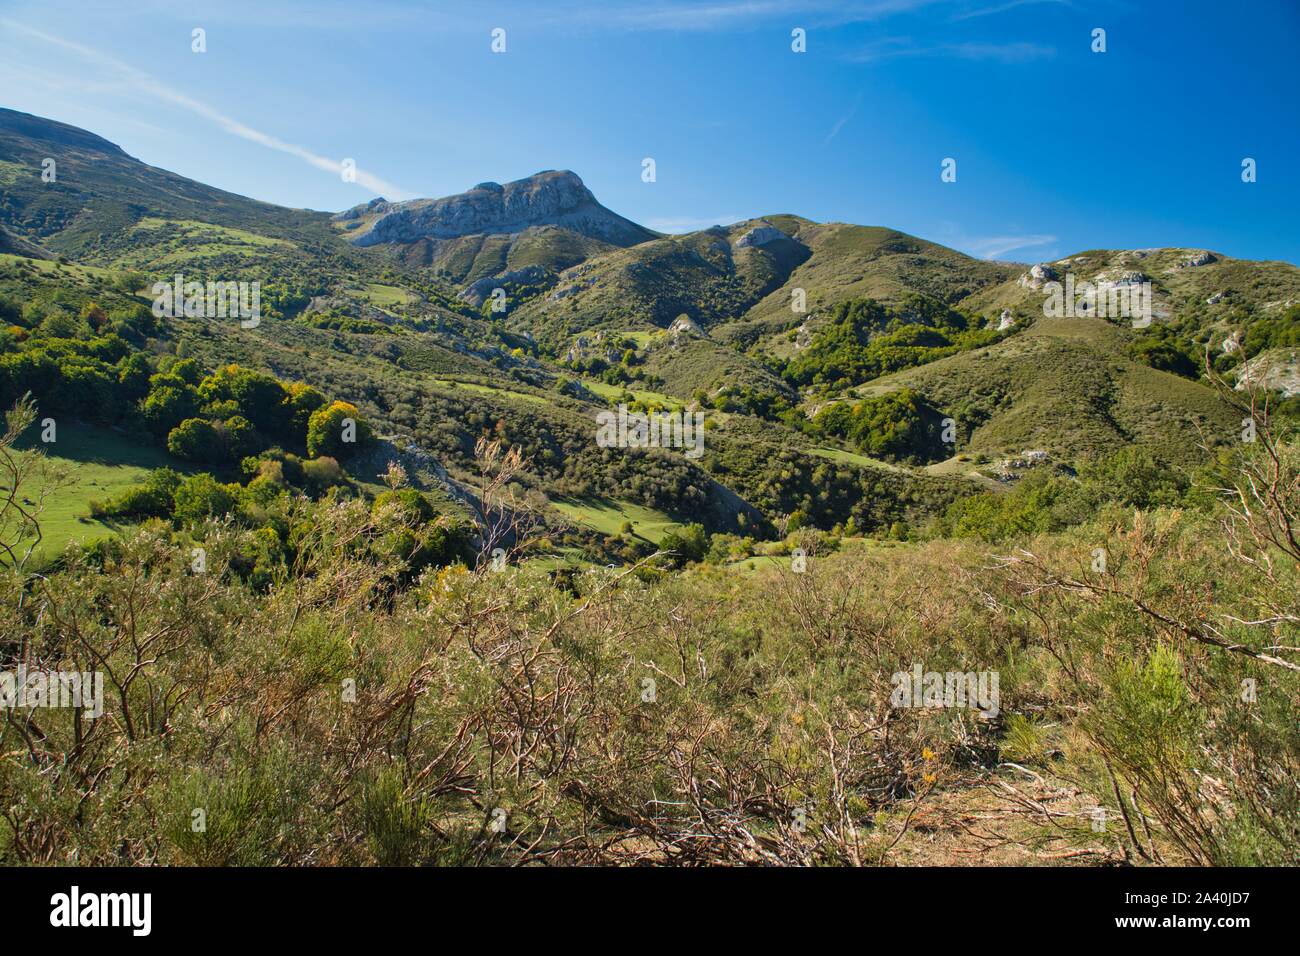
[1,106,1293,559]
[856,316,1240,465]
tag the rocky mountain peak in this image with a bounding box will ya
[348,169,654,248]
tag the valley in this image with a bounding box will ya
[2,103,1297,869]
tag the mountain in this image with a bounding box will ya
[503,213,1032,348]
[0,108,332,260]
[344,170,654,248]
[4,107,1298,546]
[858,316,1239,467]
[337,170,657,288]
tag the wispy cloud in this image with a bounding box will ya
[962,233,1058,259]
[850,36,1055,62]
[852,36,1055,61]
[824,98,862,144]
[645,214,750,233]
[949,0,1070,21]
[1,19,413,199]
[536,0,948,32]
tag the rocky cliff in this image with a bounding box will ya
[347,170,655,248]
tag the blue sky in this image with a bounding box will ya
[2,0,1297,263]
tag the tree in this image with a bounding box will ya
[167,418,221,462]
[659,522,709,567]
[91,468,182,519]
[39,312,82,339]
[172,474,238,523]
[198,365,290,436]
[117,353,153,401]
[218,415,260,460]
[1082,447,1189,510]
[79,302,109,332]
[813,388,938,462]
[112,271,147,296]
[0,394,69,570]
[142,384,200,436]
[306,401,371,458]
[286,382,327,435]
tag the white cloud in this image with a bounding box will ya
[962,233,1058,259]
[949,0,1070,21]
[850,37,1055,62]
[645,215,750,233]
[824,101,860,144]
[1,19,414,200]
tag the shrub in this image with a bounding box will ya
[172,474,239,523]
[306,401,372,458]
[167,418,222,462]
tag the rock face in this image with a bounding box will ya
[348,170,654,248]
[1095,269,1149,288]
[1018,263,1058,289]
[734,223,786,248]
[670,314,703,337]
[332,197,389,222]
[997,309,1015,331]
[459,265,550,307]
[1237,349,1300,398]
[1179,250,1215,268]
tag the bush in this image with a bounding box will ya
[306,401,372,458]
[659,522,709,567]
[91,468,182,519]
[167,418,222,462]
[172,474,239,523]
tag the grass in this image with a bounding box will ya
[359,283,416,309]
[721,554,791,574]
[14,421,181,563]
[550,496,682,542]
[129,217,292,248]
[852,317,1239,466]
[431,379,550,405]
[922,454,1009,490]
[522,546,593,572]
[0,253,116,280]
[808,444,903,472]
[625,330,659,348]
[577,378,680,408]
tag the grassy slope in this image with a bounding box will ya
[550,496,682,542]
[961,247,1300,324]
[720,221,1019,347]
[15,421,182,563]
[639,334,796,401]
[856,316,1239,464]
[509,218,812,345]
[577,377,681,408]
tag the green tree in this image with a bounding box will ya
[659,522,709,567]
[172,474,238,523]
[306,401,372,458]
[142,384,200,436]
[167,418,221,462]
